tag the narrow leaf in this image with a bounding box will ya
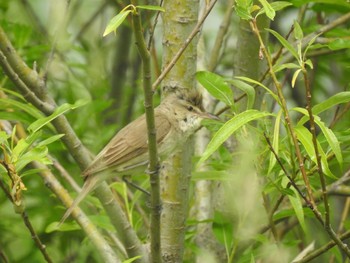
[313,91,350,115]
[103,10,132,37]
[258,0,275,20]
[15,146,51,172]
[293,20,303,40]
[36,134,65,147]
[198,110,273,165]
[294,126,336,178]
[291,69,302,88]
[266,28,300,63]
[257,1,292,18]
[196,71,234,106]
[235,76,280,104]
[288,188,307,232]
[273,62,300,73]
[0,98,44,119]
[136,5,165,12]
[28,100,88,134]
[293,107,343,168]
[226,79,255,109]
[268,110,282,174]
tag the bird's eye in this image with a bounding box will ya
[187,105,194,111]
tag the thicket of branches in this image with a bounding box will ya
[1,1,350,262]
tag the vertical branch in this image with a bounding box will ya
[0,25,147,262]
[302,70,330,226]
[131,8,161,263]
[249,19,316,207]
[250,19,350,257]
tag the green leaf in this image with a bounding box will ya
[293,107,343,168]
[266,28,300,63]
[303,33,321,59]
[258,0,275,20]
[328,38,350,50]
[0,98,44,120]
[273,62,300,73]
[313,92,350,115]
[226,79,255,109]
[196,71,234,106]
[288,188,307,232]
[0,131,10,145]
[291,68,302,88]
[12,139,29,162]
[36,134,65,148]
[257,1,292,18]
[198,110,273,165]
[28,100,88,134]
[293,20,303,40]
[267,110,283,174]
[304,59,313,69]
[103,10,132,37]
[15,146,51,172]
[235,76,280,104]
[234,0,254,20]
[294,125,336,179]
[270,1,293,11]
[136,5,165,12]
[235,6,253,20]
[123,256,142,263]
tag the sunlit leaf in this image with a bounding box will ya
[266,28,300,63]
[196,71,234,106]
[288,188,307,232]
[258,0,275,20]
[293,107,343,168]
[28,100,88,133]
[313,92,350,114]
[267,110,283,174]
[291,68,302,88]
[15,146,51,172]
[293,20,303,40]
[136,5,165,12]
[36,134,65,147]
[103,10,132,37]
[257,1,292,18]
[123,256,143,263]
[198,110,273,165]
[273,62,300,73]
[234,0,254,20]
[294,125,336,178]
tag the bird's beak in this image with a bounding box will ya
[201,112,220,121]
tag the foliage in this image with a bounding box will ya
[0,0,350,263]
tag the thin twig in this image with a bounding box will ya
[208,0,234,71]
[147,0,164,51]
[131,5,161,263]
[302,70,330,225]
[250,19,316,207]
[0,25,145,262]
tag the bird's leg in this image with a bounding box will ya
[122,175,150,196]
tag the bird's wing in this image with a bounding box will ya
[83,110,172,177]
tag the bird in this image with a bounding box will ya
[59,92,219,225]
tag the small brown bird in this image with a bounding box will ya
[59,93,218,224]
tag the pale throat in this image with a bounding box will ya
[178,115,201,133]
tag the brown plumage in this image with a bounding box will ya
[59,94,218,225]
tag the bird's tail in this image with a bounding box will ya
[57,175,97,227]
